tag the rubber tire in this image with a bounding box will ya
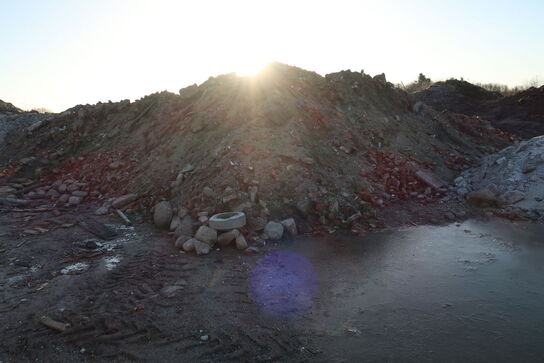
[209,212,246,231]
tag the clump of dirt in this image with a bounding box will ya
[414,81,544,139]
[0,63,512,234]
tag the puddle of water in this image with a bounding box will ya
[265,219,544,361]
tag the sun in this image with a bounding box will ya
[233,59,268,77]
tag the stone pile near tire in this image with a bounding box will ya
[151,200,298,256]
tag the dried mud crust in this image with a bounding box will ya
[0,211,318,362]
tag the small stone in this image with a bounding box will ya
[95,206,109,215]
[248,186,258,203]
[200,335,209,342]
[170,216,181,231]
[109,161,123,169]
[264,221,284,240]
[500,191,525,205]
[174,235,191,250]
[194,225,218,246]
[46,189,60,199]
[68,196,82,205]
[203,187,215,198]
[72,191,88,197]
[194,240,210,255]
[280,218,297,236]
[58,194,70,203]
[112,194,138,209]
[235,234,248,250]
[173,172,184,187]
[253,236,266,247]
[182,238,197,252]
[57,184,67,193]
[198,215,209,223]
[154,201,173,229]
[454,176,465,185]
[178,207,188,218]
[244,246,260,255]
[222,194,238,204]
[181,164,195,173]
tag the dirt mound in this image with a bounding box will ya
[0,63,512,235]
[454,136,544,220]
[484,86,544,139]
[0,99,22,114]
[414,81,544,139]
[0,108,50,152]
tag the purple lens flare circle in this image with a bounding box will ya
[249,251,318,317]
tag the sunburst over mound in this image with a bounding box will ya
[1,63,512,235]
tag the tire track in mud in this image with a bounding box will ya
[3,222,315,362]
[183,261,311,362]
[55,248,197,358]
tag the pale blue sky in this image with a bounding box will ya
[1,0,542,112]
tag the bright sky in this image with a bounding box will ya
[1,0,543,112]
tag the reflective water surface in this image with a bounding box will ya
[264,219,544,361]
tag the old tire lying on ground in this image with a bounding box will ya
[209,212,246,231]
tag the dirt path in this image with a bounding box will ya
[0,210,315,362]
[2,207,544,362]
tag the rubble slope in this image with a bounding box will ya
[0,63,512,233]
[414,81,544,139]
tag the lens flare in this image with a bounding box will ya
[249,251,317,317]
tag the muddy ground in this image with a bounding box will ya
[2,198,543,362]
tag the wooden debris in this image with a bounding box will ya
[76,217,118,240]
[115,209,132,225]
[39,316,70,332]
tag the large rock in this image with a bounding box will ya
[170,215,181,231]
[154,201,173,229]
[194,225,218,246]
[217,229,239,246]
[500,191,525,205]
[175,215,195,237]
[235,234,248,250]
[466,185,501,207]
[174,236,193,251]
[280,218,297,235]
[112,194,138,209]
[183,238,197,252]
[264,221,284,240]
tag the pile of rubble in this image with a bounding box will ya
[414,81,544,139]
[0,106,50,151]
[0,63,513,250]
[454,136,544,220]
